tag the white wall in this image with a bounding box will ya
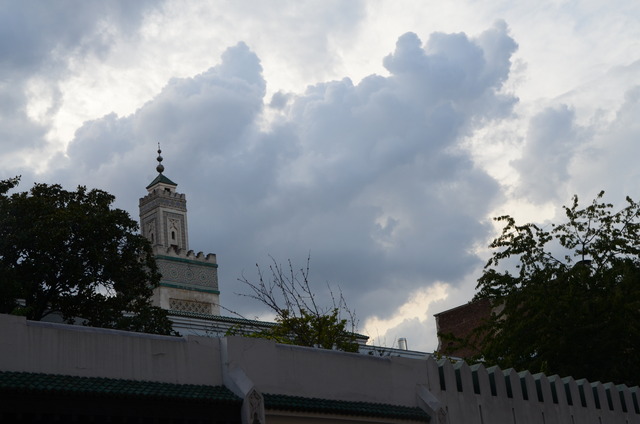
[1,313,638,424]
[0,314,222,385]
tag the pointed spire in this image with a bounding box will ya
[146,143,177,190]
[156,143,165,174]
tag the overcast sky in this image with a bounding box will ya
[2,1,640,352]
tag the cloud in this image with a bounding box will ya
[511,57,640,208]
[48,23,518,339]
[0,88,48,153]
[1,1,640,356]
[569,85,640,203]
[0,2,153,72]
[0,1,159,162]
[54,41,265,198]
[363,283,448,347]
[512,105,583,203]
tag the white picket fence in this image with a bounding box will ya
[424,356,639,424]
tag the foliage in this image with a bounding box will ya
[236,256,359,352]
[0,177,175,335]
[472,191,640,386]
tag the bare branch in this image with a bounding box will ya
[235,253,359,351]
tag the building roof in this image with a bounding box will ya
[167,309,370,341]
[146,173,177,189]
[264,393,430,422]
[0,371,241,404]
[168,309,278,327]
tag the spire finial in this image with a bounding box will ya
[156,143,164,174]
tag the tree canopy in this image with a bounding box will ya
[235,256,359,352]
[0,177,174,335]
[472,191,640,386]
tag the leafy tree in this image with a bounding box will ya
[0,177,175,335]
[473,191,640,386]
[235,256,359,352]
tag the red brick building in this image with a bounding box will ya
[434,298,492,358]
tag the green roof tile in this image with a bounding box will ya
[263,393,430,422]
[168,310,369,340]
[146,173,178,189]
[168,309,278,327]
[0,371,241,404]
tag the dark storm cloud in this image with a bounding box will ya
[0,1,159,153]
[51,23,519,323]
[0,1,153,72]
[0,88,48,151]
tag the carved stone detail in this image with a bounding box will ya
[164,212,187,249]
[169,298,211,314]
[145,219,156,244]
[157,259,218,290]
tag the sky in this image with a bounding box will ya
[2,0,640,352]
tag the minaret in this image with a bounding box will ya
[139,146,220,315]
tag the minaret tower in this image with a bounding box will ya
[139,146,220,315]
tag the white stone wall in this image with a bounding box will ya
[0,314,222,385]
[1,314,638,424]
